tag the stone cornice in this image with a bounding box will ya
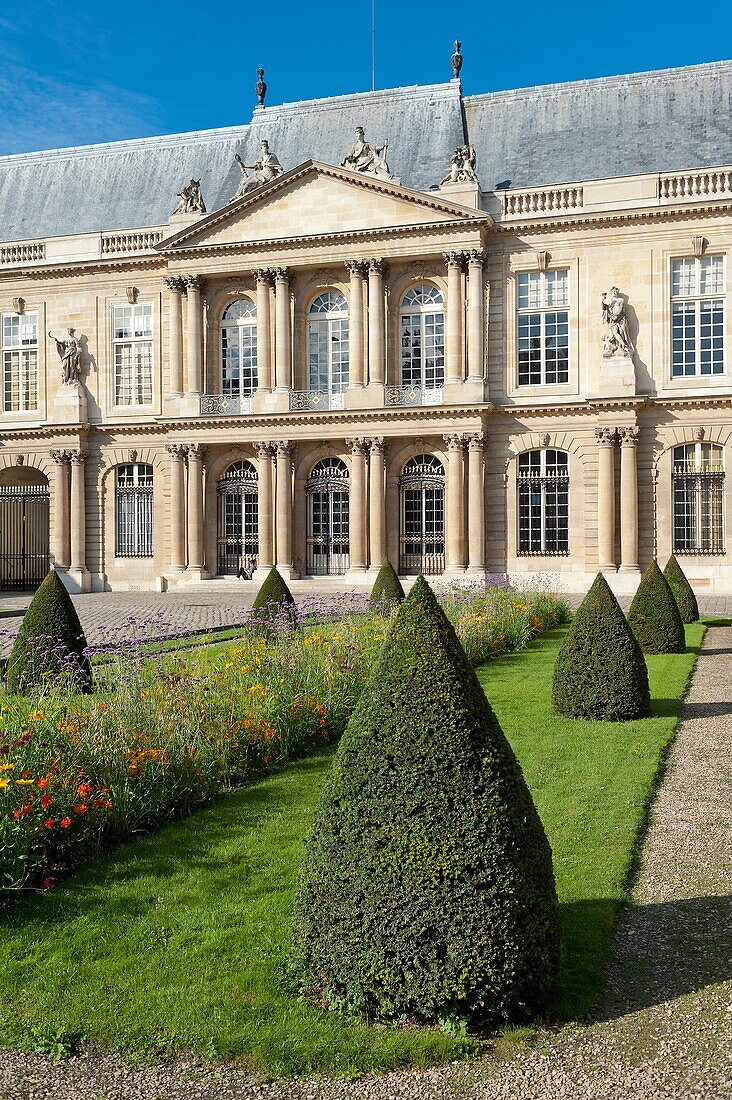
[2,255,165,282]
[493,199,732,236]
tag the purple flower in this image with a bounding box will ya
[41,876,60,891]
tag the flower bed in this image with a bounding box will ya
[0,584,567,897]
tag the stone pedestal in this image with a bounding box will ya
[437,180,481,208]
[592,355,636,399]
[52,383,87,424]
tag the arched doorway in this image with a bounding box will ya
[0,467,50,590]
[306,458,349,575]
[399,454,445,575]
[217,460,258,575]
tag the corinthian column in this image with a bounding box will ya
[444,252,464,384]
[346,437,368,571]
[164,277,185,395]
[444,433,466,571]
[50,450,70,569]
[68,449,86,573]
[619,426,640,573]
[166,444,186,572]
[256,442,275,569]
[466,250,485,382]
[367,259,385,385]
[275,440,294,572]
[186,443,206,572]
[596,427,617,572]
[254,270,273,392]
[368,437,387,568]
[274,268,291,391]
[185,275,205,396]
[346,261,366,387]
[467,433,486,571]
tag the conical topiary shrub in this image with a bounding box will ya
[369,559,405,604]
[252,566,295,620]
[6,570,91,695]
[290,575,560,1025]
[552,573,650,721]
[663,555,699,624]
[627,560,685,654]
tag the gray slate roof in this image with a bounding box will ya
[0,61,730,244]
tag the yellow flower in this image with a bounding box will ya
[29,709,45,721]
[0,779,9,790]
[0,764,14,772]
[15,779,35,786]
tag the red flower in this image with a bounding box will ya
[77,783,93,799]
[60,817,71,828]
[105,800,113,810]
[44,818,55,829]
[40,794,52,810]
[21,805,32,816]
[12,810,21,821]
[37,777,49,790]
[74,804,88,814]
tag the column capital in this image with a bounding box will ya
[68,449,86,465]
[186,442,207,461]
[184,274,205,292]
[466,249,485,267]
[368,257,384,276]
[256,440,276,458]
[595,427,617,447]
[369,436,386,454]
[50,449,70,464]
[166,442,187,460]
[275,439,293,456]
[619,426,640,447]
[345,436,369,455]
[443,250,465,270]
[254,268,274,285]
[443,432,465,451]
[345,259,367,277]
[273,266,289,283]
[466,432,486,452]
[164,276,186,294]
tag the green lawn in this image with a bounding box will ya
[0,623,705,1075]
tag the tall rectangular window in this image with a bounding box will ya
[671,255,725,377]
[116,464,153,556]
[517,270,569,386]
[2,311,38,412]
[517,449,570,554]
[672,442,724,554]
[113,303,153,406]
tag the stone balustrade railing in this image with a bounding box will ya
[502,187,584,217]
[659,170,732,201]
[0,242,46,265]
[101,230,164,255]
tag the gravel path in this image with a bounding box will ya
[1,629,730,1099]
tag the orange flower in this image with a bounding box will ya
[12,810,21,820]
[92,798,104,809]
[37,778,49,790]
[44,818,55,829]
[40,794,52,810]
[77,782,93,799]
[74,804,88,814]
[105,800,113,810]
[60,817,71,828]
[21,805,32,816]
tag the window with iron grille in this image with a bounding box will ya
[400,285,445,389]
[113,303,153,406]
[308,293,349,395]
[672,442,725,554]
[116,464,153,557]
[517,449,570,554]
[221,299,257,397]
[517,270,569,386]
[671,256,725,378]
[2,311,38,412]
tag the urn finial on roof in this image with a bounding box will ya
[255,68,267,107]
[450,40,463,80]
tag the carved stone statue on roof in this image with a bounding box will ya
[439,143,479,187]
[229,140,283,202]
[172,178,206,216]
[341,127,395,180]
[450,40,463,80]
[601,286,634,358]
[48,328,81,385]
[255,68,267,107]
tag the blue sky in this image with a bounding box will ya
[0,0,729,155]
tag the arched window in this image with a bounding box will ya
[308,293,349,396]
[400,285,445,390]
[306,458,349,575]
[217,460,259,575]
[517,449,569,555]
[673,442,725,554]
[221,299,257,398]
[116,464,153,557]
[399,453,445,574]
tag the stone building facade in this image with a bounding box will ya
[0,58,731,593]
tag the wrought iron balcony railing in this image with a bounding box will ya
[199,394,253,415]
[385,385,444,407]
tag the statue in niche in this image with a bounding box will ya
[440,143,478,186]
[341,127,393,179]
[229,140,283,201]
[48,328,82,384]
[601,286,634,358]
[172,178,206,215]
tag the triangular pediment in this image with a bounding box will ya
[157,161,488,251]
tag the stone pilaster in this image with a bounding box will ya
[184,275,205,396]
[443,433,466,571]
[275,440,295,575]
[346,261,366,388]
[274,268,291,391]
[256,442,275,570]
[254,270,273,392]
[367,259,385,386]
[467,432,486,572]
[50,450,70,570]
[466,250,485,382]
[185,443,206,574]
[444,252,464,384]
[346,437,368,572]
[368,437,387,569]
[164,276,185,395]
[596,427,617,572]
[619,426,640,573]
[166,443,187,573]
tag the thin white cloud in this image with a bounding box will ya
[0,62,163,155]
